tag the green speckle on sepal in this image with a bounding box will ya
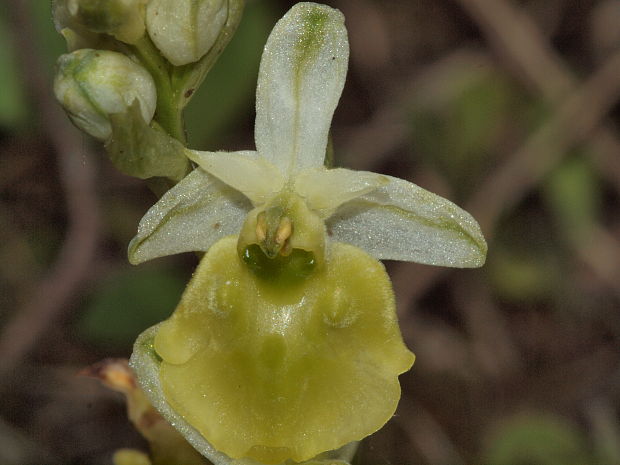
[294,8,328,62]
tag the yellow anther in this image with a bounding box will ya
[255,213,267,242]
[275,217,293,246]
[280,241,292,257]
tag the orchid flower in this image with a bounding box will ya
[130,3,486,465]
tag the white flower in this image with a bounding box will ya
[128,3,486,269]
[129,3,486,464]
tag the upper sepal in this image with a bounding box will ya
[254,3,349,175]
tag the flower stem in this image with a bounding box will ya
[129,36,187,145]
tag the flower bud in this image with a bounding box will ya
[54,49,157,141]
[53,0,106,50]
[53,0,147,45]
[146,0,228,66]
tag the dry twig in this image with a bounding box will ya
[454,0,620,195]
[393,0,620,305]
[467,48,620,232]
[0,0,100,378]
[398,401,466,465]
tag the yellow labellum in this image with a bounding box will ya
[154,236,414,464]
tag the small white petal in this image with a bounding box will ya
[128,169,251,264]
[186,150,284,205]
[254,3,349,175]
[327,175,487,268]
[294,167,388,218]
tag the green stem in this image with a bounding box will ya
[170,0,246,111]
[127,0,245,144]
[129,36,187,145]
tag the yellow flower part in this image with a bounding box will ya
[154,236,414,464]
[129,3,486,465]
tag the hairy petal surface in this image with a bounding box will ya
[131,325,360,465]
[149,237,413,464]
[186,150,285,205]
[254,3,349,175]
[327,175,487,268]
[294,167,388,218]
[128,169,251,264]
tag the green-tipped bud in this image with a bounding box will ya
[53,0,147,45]
[146,0,229,66]
[54,49,157,141]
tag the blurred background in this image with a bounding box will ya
[1,0,620,464]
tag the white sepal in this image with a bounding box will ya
[294,167,388,218]
[128,169,251,264]
[186,150,285,205]
[254,3,349,175]
[327,175,487,268]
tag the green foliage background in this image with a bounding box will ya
[1,1,619,465]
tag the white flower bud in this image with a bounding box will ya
[146,0,228,66]
[54,49,157,141]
